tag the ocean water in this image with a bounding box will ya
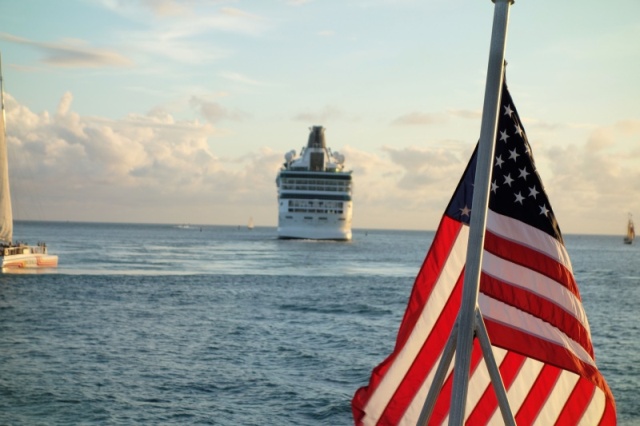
[0,221,638,425]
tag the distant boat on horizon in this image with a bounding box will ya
[247,217,254,230]
[0,53,58,270]
[624,213,635,244]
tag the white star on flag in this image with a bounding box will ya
[503,174,514,187]
[539,204,549,216]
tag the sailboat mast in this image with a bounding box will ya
[0,52,14,244]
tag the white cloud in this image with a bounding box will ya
[539,121,640,234]
[391,112,447,126]
[189,96,249,123]
[4,92,279,224]
[4,91,639,233]
[91,2,269,67]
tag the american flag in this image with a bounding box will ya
[352,80,616,425]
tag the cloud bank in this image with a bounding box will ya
[4,91,639,234]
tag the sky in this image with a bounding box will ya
[0,0,639,234]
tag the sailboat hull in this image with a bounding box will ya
[2,253,58,269]
[1,245,58,269]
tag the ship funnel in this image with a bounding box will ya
[307,126,326,149]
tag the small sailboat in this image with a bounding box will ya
[624,213,635,244]
[247,217,254,230]
[0,54,58,269]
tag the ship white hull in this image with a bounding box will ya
[277,213,352,241]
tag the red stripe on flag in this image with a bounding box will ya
[484,230,580,298]
[480,274,593,357]
[465,351,526,425]
[515,364,562,425]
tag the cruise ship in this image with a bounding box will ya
[276,126,353,240]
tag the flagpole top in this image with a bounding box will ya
[492,0,515,4]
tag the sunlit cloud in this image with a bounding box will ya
[94,3,269,67]
[536,120,640,233]
[0,33,132,68]
[3,88,639,232]
[391,112,447,126]
[189,96,249,123]
[136,0,192,16]
[220,72,264,86]
[100,1,268,36]
[447,109,481,120]
[4,91,275,223]
[286,0,313,6]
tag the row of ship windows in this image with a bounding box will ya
[285,216,346,221]
[280,179,351,192]
[289,209,344,214]
[285,200,345,214]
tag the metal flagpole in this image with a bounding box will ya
[416,323,459,426]
[475,310,515,425]
[448,1,514,425]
